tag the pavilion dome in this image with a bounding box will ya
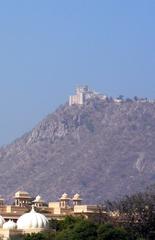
[15,191,31,198]
[17,206,49,230]
[3,220,16,230]
[0,215,5,228]
[60,193,70,200]
[33,195,44,203]
[72,193,82,200]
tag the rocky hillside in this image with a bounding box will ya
[0,97,155,203]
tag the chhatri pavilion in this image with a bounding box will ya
[0,191,104,239]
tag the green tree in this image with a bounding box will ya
[23,232,55,240]
[55,229,71,240]
[97,223,129,240]
[70,220,97,240]
[55,217,97,240]
[49,218,61,231]
[24,233,46,240]
[58,216,82,231]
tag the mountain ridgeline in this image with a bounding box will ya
[0,97,155,203]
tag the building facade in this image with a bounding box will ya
[0,191,104,221]
[69,86,107,106]
[0,191,107,239]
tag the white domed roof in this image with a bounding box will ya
[33,195,44,203]
[0,215,5,228]
[60,193,70,200]
[72,193,82,200]
[17,206,49,230]
[15,191,31,198]
[3,220,16,230]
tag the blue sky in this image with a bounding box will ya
[0,0,155,146]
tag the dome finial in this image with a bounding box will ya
[31,205,35,212]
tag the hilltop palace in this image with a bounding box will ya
[0,191,104,239]
[69,85,107,106]
[69,85,152,105]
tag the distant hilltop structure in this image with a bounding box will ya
[69,85,153,106]
[69,85,107,106]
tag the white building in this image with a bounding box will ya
[69,86,107,106]
[0,206,49,240]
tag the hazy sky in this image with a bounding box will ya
[0,0,155,146]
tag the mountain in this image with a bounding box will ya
[0,95,155,203]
